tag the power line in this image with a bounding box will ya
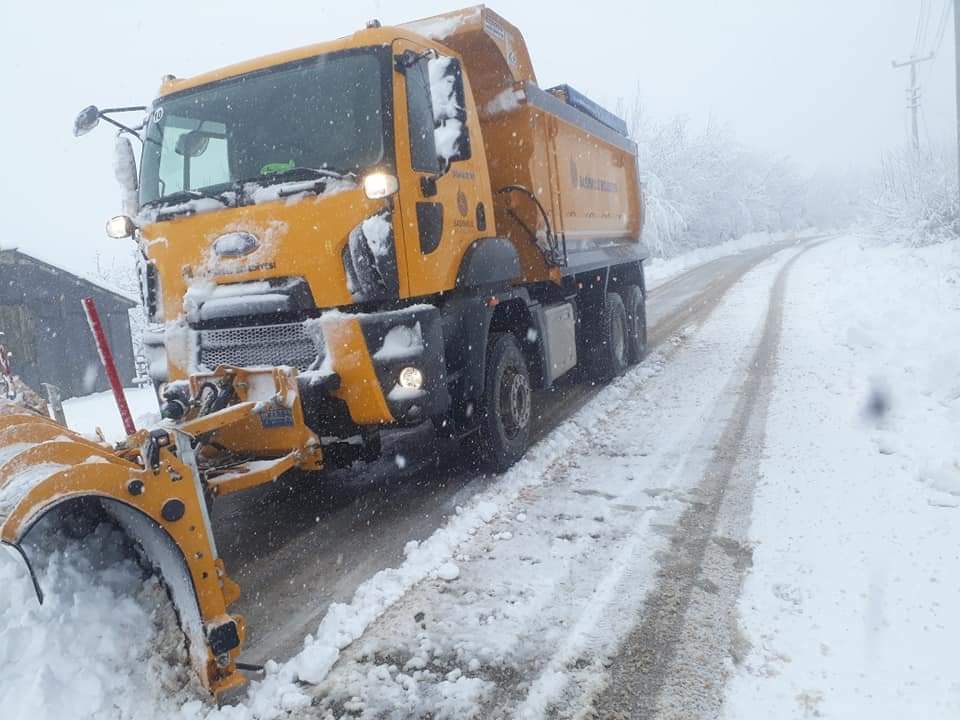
[931,0,952,56]
[914,0,931,56]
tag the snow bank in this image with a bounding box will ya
[723,234,960,718]
[645,230,793,290]
[0,524,199,720]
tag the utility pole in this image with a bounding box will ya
[892,53,935,151]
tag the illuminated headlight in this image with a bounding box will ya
[105,215,136,239]
[398,366,424,390]
[363,172,399,199]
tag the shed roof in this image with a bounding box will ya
[0,247,139,307]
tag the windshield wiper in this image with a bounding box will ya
[244,166,356,187]
[145,189,231,209]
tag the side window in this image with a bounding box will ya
[427,56,471,171]
[405,58,440,174]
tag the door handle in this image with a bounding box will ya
[420,175,438,198]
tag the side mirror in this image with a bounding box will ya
[105,215,136,239]
[73,105,101,137]
[175,131,210,158]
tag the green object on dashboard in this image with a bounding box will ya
[260,159,296,175]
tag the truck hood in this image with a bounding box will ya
[140,183,391,323]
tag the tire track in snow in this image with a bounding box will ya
[225,239,805,667]
[591,238,833,720]
[290,241,825,719]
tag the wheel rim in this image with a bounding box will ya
[499,366,531,439]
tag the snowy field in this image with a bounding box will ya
[1,232,957,719]
[722,235,960,719]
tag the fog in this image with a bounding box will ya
[1,0,955,272]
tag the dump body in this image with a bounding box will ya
[410,7,643,282]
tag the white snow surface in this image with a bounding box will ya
[373,323,424,362]
[645,229,797,290]
[361,214,393,259]
[7,233,956,719]
[482,87,523,117]
[249,177,355,206]
[428,55,464,163]
[0,524,198,720]
[403,9,478,40]
[722,234,960,719]
[113,136,139,217]
[62,386,160,443]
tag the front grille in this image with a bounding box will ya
[198,322,321,371]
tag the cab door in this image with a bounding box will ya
[392,39,492,298]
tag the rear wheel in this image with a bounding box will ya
[588,292,629,382]
[622,284,647,364]
[477,333,532,473]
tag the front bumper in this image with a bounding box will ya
[163,304,449,436]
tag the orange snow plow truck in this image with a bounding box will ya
[0,6,646,701]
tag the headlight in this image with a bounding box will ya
[398,366,424,390]
[105,215,136,239]
[363,172,399,199]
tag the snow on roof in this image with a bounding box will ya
[0,246,139,306]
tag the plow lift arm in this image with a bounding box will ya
[0,364,325,703]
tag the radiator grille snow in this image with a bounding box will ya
[198,322,320,371]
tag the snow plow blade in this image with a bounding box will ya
[0,367,324,704]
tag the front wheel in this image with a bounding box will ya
[477,333,532,473]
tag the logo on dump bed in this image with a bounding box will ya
[213,231,259,258]
[457,189,469,217]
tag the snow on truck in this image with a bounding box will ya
[0,5,647,702]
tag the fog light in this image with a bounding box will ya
[363,172,399,199]
[398,366,423,390]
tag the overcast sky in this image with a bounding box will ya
[1,0,955,274]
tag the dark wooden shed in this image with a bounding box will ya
[0,248,138,399]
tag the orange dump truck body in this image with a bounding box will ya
[408,6,644,284]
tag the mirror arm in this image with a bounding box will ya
[99,106,147,114]
[100,115,144,145]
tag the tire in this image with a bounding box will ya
[477,333,532,473]
[622,284,647,364]
[588,292,629,382]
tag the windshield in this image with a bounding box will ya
[139,48,390,206]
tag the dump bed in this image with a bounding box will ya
[483,81,643,280]
[415,6,645,282]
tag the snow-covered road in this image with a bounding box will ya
[6,232,958,720]
[278,238,819,719]
[214,235,801,669]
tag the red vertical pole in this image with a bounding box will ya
[81,297,136,436]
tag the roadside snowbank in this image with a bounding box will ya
[723,234,960,718]
[645,230,802,289]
